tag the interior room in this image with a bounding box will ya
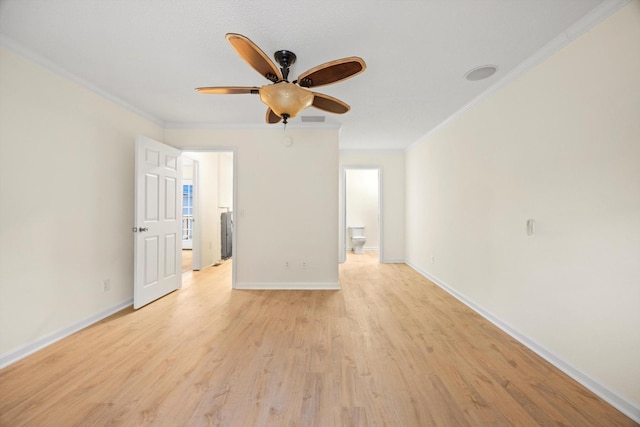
[0,0,638,424]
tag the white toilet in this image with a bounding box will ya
[348,226,367,254]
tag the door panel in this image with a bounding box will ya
[145,173,159,220]
[144,236,159,286]
[164,233,177,277]
[134,135,182,309]
[165,176,177,219]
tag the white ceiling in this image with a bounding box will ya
[0,0,621,149]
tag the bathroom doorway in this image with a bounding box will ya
[342,167,381,263]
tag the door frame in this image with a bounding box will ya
[181,147,237,287]
[339,166,383,263]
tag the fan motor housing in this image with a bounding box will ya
[274,50,297,68]
[274,50,297,80]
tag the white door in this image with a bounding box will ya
[134,135,182,309]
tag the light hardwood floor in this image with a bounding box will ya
[182,249,193,274]
[0,252,635,426]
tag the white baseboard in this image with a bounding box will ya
[406,261,640,424]
[234,282,340,290]
[381,258,406,264]
[0,298,133,369]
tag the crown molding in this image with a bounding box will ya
[407,0,631,151]
[0,34,165,127]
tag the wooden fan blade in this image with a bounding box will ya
[195,86,260,94]
[266,108,282,124]
[297,57,366,88]
[226,33,283,82]
[312,92,350,114]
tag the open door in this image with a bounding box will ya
[134,135,182,309]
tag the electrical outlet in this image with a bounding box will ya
[431,255,435,264]
[103,279,111,292]
[284,261,290,270]
[301,261,308,269]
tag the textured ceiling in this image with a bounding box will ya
[0,0,620,149]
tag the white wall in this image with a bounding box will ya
[218,152,233,210]
[166,128,339,289]
[345,169,379,250]
[405,0,640,417]
[182,162,193,180]
[0,46,163,360]
[339,150,405,263]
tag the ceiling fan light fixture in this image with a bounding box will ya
[259,82,314,119]
[198,34,365,125]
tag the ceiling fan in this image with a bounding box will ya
[196,33,366,125]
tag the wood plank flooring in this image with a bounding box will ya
[0,251,635,426]
[182,249,192,273]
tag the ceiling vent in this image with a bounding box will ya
[464,65,498,81]
[301,116,325,123]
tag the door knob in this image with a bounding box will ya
[133,227,149,232]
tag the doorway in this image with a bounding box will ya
[181,150,235,283]
[341,167,382,263]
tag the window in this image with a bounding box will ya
[182,184,193,241]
